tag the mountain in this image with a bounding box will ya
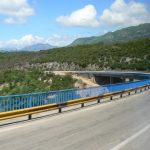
[22,43,56,51]
[0,50,6,52]
[71,23,150,46]
[0,47,18,52]
[0,38,150,71]
[0,44,56,52]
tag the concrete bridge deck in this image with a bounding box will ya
[0,90,150,150]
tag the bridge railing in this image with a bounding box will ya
[0,78,150,112]
[105,79,150,93]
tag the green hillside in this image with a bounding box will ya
[0,69,75,95]
[0,38,150,71]
[71,23,150,46]
[33,38,150,71]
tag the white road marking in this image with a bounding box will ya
[111,123,150,150]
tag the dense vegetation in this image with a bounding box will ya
[0,69,75,96]
[71,23,150,46]
[0,38,150,71]
[34,39,150,71]
[0,51,46,70]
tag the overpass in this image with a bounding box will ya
[53,71,149,85]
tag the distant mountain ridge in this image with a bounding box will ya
[0,43,56,52]
[70,23,150,46]
[22,43,56,51]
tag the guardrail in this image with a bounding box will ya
[0,84,150,121]
[0,73,150,121]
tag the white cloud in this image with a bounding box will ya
[0,34,79,50]
[56,0,150,28]
[46,34,80,46]
[0,34,44,49]
[100,0,150,27]
[0,0,35,24]
[4,17,16,24]
[56,5,99,27]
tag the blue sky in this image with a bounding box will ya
[0,0,149,49]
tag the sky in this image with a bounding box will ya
[0,0,149,49]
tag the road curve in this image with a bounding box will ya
[0,91,150,150]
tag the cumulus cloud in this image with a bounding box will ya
[56,5,99,27]
[4,18,17,24]
[46,34,79,46]
[0,34,78,50]
[56,0,150,28]
[0,35,44,49]
[100,0,150,27]
[0,0,35,24]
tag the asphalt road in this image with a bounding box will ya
[0,90,150,150]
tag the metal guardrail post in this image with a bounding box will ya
[120,93,123,98]
[28,96,33,120]
[59,107,62,113]
[97,99,101,103]
[110,96,113,100]
[81,103,84,107]
[28,114,32,120]
[128,92,130,95]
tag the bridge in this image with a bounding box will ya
[0,71,150,149]
[53,71,149,85]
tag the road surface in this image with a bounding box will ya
[0,90,150,150]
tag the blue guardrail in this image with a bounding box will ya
[0,74,150,112]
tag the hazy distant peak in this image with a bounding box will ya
[21,43,57,51]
